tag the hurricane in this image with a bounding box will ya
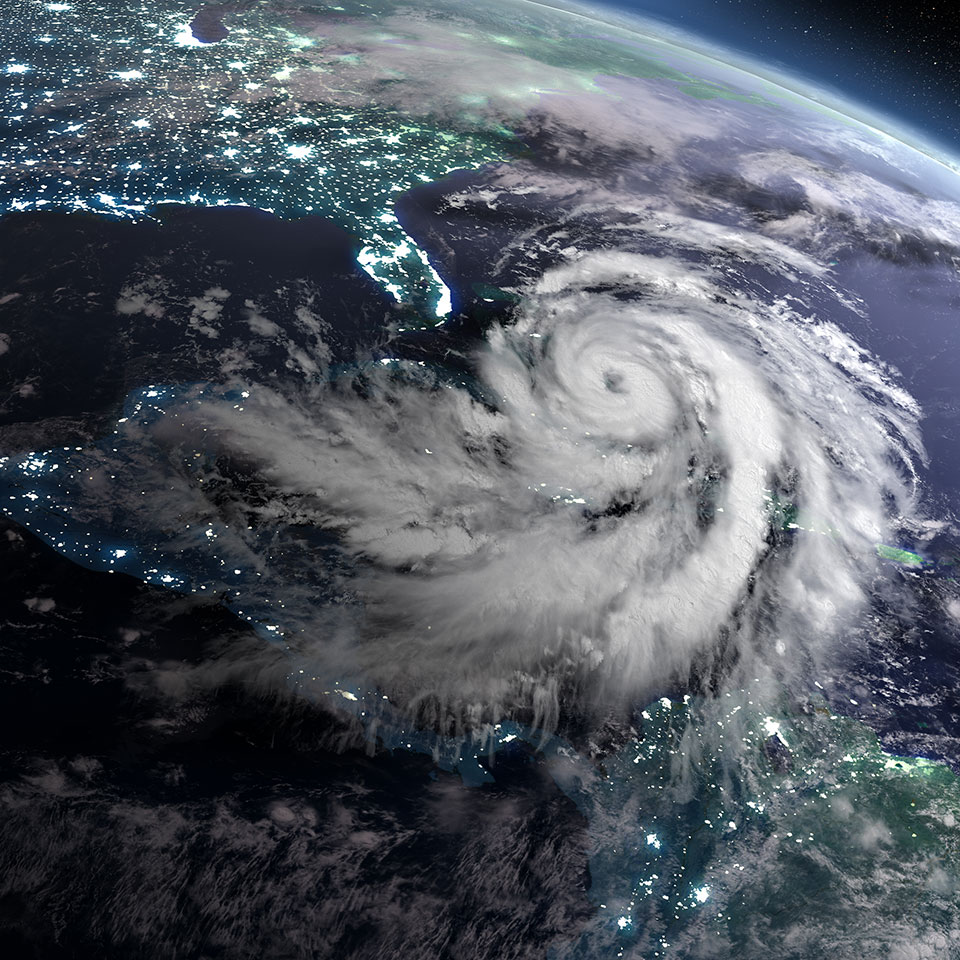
[178,226,924,740]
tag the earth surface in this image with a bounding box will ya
[2,1,960,958]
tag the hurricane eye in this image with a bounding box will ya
[603,370,625,393]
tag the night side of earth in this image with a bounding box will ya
[2,2,960,959]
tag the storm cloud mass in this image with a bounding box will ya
[190,233,924,733]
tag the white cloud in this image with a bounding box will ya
[182,230,923,727]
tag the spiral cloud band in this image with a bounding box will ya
[192,222,925,731]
